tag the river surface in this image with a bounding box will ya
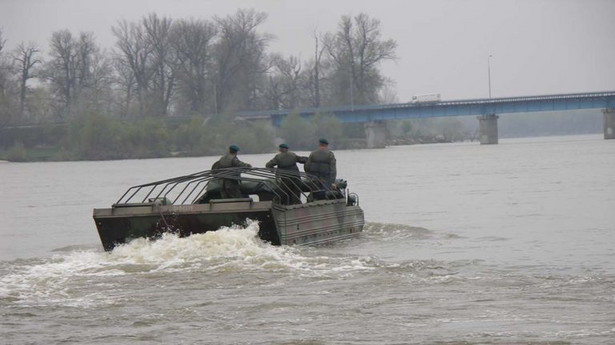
[1,135,614,344]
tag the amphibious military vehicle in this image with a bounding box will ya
[93,168,364,251]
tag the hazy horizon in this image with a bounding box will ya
[1,0,614,103]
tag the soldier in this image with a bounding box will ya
[266,143,308,204]
[212,145,252,199]
[305,138,337,199]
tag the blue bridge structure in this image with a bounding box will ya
[237,91,615,147]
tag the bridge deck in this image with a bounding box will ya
[237,91,615,124]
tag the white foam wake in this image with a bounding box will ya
[0,220,377,307]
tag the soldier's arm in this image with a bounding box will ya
[265,156,277,168]
[232,157,252,168]
[304,154,312,172]
[296,155,308,164]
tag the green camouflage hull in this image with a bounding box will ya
[94,198,364,251]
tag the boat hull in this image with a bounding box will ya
[273,200,364,245]
[94,199,364,251]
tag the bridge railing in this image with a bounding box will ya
[236,91,615,120]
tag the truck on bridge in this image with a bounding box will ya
[411,93,441,104]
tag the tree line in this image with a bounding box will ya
[0,10,397,127]
[1,9,600,162]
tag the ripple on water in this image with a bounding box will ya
[363,222,433,240]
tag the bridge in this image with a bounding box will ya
[237,91,615,148]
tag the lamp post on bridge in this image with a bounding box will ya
[488,54,493,99]
[479,54,498,144]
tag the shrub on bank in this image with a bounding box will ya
[314,113,343,146]
[76,112,128,160]
[174,117,210,156]
[6,142,27,162]
[1,112,376,162]
[227,122,274,154]
[280,113,316,150]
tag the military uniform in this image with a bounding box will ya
[212,149,251,199]
[265,151,308,172]
[305,148,336,186]
[266,148,308,204]
[305,140,336,202]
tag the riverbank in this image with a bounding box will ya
[1,132,604,162]
[0,135,466,162]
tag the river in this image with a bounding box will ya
[1,135,614,344]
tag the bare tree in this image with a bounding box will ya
[213,9,271,113]
[45,30,77,117]
[13,42,41,115]
[0,29,16,129]
[311,32,327,107]
[142,13,175,116]
[85,46,114,114]
[111,55,137,117]
[296,32,331,108]
[44,30,103,118]
[323,13,397,105]
[76,33,96,91]
[265,54,302,110]
[171,18,217,114]
[112,19,153,117]
[0,29,9,96]
[0,30,5,54]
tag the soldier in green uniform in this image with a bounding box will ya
[266,143,308,204]
[212,145,252,199]
[305,138,337,200]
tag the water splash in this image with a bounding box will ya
[0,220,471,309]
[108,220,274,270]
[0,220,378,307]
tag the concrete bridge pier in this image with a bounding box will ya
[604,108,615,139]
[477,114,499,145]
[364,120,387,148]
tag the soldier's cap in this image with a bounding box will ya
[229,144,240,152]
[279,143,289,149]
[319,138,329,145]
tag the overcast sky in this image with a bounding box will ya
[1,0,613,102]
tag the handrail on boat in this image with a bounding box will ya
[112,167,344,207]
